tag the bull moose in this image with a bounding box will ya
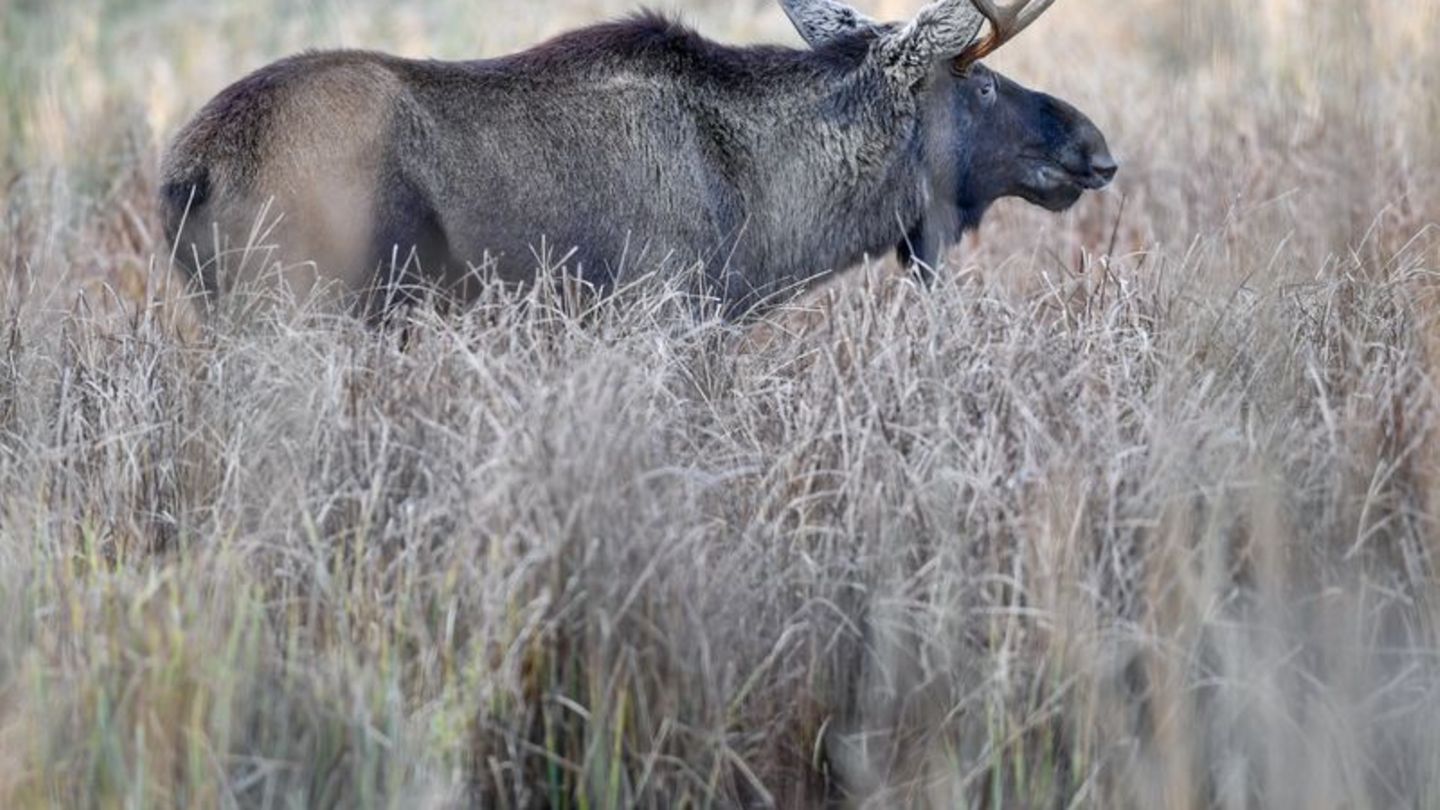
[161,0,1115,319]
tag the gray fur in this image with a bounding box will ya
[876,0,986,87]
[162,2,1115,320]
[780,0,878,47]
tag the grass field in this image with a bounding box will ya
[3,0,1440,807]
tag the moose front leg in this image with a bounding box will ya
[897,212,961,287]
[897,225,938,286]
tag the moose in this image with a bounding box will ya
[161,0,1115,319]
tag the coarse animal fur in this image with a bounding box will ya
[161,1,1116,319]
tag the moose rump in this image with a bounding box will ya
[162,53,413,310]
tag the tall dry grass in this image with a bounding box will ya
[2,0,1440,807]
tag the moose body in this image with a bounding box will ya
[162,0,1115,318]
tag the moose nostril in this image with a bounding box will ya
[1090,153,1118,182]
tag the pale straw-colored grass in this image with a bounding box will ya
[1,1,1438,807]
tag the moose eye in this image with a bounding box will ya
[979,79,996,102]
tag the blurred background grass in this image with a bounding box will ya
[3,0,1437,302]
[1,1,1439,808]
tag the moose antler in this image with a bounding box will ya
[956,0,1058,66]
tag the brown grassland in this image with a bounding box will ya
[3,0,1440,807]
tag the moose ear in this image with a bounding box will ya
[874,0,985,87]
[779,0,878,48]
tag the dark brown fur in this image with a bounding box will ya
[161,7,1114,318]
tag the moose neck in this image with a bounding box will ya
[716,59,931,312]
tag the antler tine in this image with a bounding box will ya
[958,0,1058,66]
